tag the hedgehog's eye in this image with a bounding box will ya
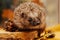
[21,13,27,18]
[21,13,25,18]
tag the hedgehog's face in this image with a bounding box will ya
[20,11,41,26]
[14,10,45,29]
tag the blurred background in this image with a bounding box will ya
[0,0,59,27]
[46,0,59,26]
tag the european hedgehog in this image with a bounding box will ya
[4,2,46,40]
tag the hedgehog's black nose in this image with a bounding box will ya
[28,18,40,26]
[31,21,40,26]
